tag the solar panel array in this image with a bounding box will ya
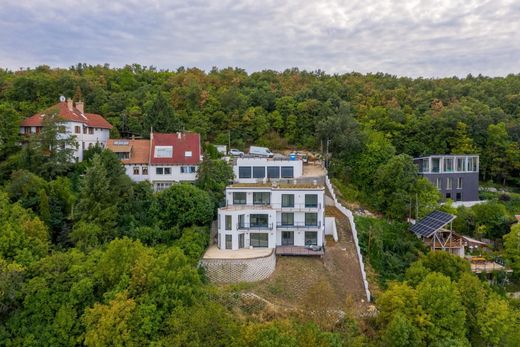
[410,211,455,238]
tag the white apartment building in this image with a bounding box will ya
[107,132,202,191]
[233,157,303,183]
[217,183,325,250]
[19,98,112,161]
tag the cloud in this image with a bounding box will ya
[0,0,519,77]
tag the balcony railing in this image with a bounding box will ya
[225,202,321,210]
[277,222,322,229]
[237,223,273,230]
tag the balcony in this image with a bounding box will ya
[276,222,321,229]
[237,223,273,230]
[221,203,321,211]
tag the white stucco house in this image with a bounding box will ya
[107,131,202,191]
[217,182,325,251]
[19,98,112,161]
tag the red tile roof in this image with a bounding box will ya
[150,132,202,165]
[20,101,112,129]
[107,139,150,164]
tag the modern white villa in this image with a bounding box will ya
[217,182,325,251]
[107,131,202,191]
[19,97,112,161]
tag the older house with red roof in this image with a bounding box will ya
[107,131,202,191]
[20,97,112,161]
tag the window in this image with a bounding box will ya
[267,166,280,179]
[181,166,186,173]
[250,233,269,247]
[82,142,85,150]
[446,177,453,190]
[456,192,462,201]
[88,127,94,134]
[225,215,232,230]
[253,192,270,205]
[421,159,429,173]
[281,166,294,178]
[133,167,140,175]
[457,177,463,189]
[154,146,173,158]
[282,231,294,246]
[83,126,87,134]
[238,166,252,178]
[155,182,172,192]
[233,192,247,205]
[281,213,294,226]
[435,177,442,190]
[250,214,269,227]
[253,166,265,179]
[281,194,294,207]
[305,194,318,208]
[185,151,192,157]
[156,167,164,175]
[238,215,245,228]
[239,234,245,248]
[88,143,93,149]
[190,166,196,173]
[467,157,477,172]
[142,166,148,175]
[305,231,318,246]
[431,158,440,173]
[446,193,451,199]
[305,213,318,226]
[456,157,465,172]
[225,235,232,250]
[58,126,66,133]
[444,158,453,172]
[164,167,171,175]
[75,126,80,134]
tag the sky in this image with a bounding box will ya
[0,0,519,77]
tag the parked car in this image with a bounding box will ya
[249,146,273,158]
[229,148,244,157]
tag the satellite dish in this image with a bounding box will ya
[59,95,66,102]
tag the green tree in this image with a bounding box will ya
[154,183,213,229]
[144,92,183,135]
[504,223,520,273]
[449,122,479,154]
[0,103,20,159]
[196,156,233,209]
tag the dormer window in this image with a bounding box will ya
[154,146,173,158]
[185,151,192,157]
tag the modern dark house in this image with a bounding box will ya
[414,155,479,202]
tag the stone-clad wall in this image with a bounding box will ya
[200,250,276,283]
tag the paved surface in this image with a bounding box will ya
[203,245,272,259]
[276,245,324,256]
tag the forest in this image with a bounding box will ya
[0,65,519,346]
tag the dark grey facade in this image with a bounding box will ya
[414,155,479,202]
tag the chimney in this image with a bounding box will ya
[66,98,73,111]
[177,132,182,139]
[76,101,84,114]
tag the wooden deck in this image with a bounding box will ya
[275,245,324,256]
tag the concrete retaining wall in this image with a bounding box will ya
[325,216,338,242]
[325,175,371,302]
[200,250,276,283]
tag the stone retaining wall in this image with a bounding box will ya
[200,250,276,283]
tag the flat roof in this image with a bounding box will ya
[414,154,479,160]
[229,183,324,190]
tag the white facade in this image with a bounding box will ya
[217,184,325,250]
[20,122,110,162]
[233,157,303,184]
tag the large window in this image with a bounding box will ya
[281,166,294,178]
[305,231,318,246]
[444,158,453,172]
[233,192,247,205]
[250,233,269,248]
[305,213,318,226]
[457,177,463,189]
[267,166,280,179]
[431,158,440,173]
[253,192,270,205]
[281,212,294,226]
[225,235,232,250]
[238,166,252,178]
[225,215,232,230]
[252,166,265,179]
[446,177,453,190]
[456,157,465,172]
[238,215,245,228]
[239,234,245,248]
[435,177,442,190]
[421,159,429,173]
[116,152,130,160]
[250,214,269,227]
[467,157,477,172]
[281,194,294,207]
[305,194,318,208]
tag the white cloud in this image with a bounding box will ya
[0,0,519,76]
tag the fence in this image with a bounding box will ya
[325,175,371,302]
